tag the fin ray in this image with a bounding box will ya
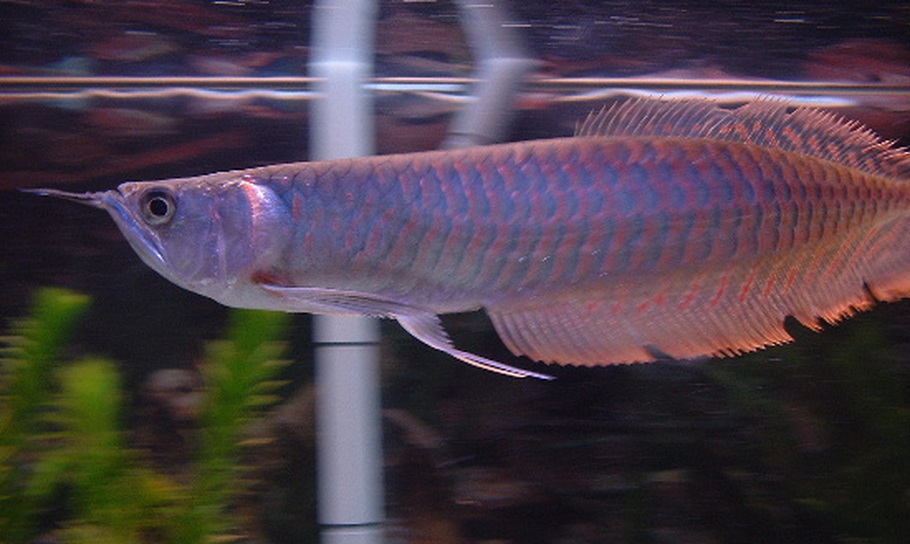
[484,216,910,366]
[577,99,910,179]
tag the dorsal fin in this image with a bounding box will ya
[576,99,910,180]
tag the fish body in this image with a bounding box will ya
[30,99,910,378]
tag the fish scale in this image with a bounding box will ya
[27,99,910,378]
[278,137,880,300]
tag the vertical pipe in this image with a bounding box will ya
[309,1,383,543]
[443,0,537,149]
[313,318,382,544]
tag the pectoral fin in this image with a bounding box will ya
[258,284,552,379]
[259,284,413,317]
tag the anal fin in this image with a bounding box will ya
[486,287,794,366]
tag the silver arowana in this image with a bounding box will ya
[28,99,910,378]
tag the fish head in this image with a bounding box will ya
[30,174,291,304]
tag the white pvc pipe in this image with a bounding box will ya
[309,0,383,542]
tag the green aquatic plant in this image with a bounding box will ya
[175,309,290,544]
[0,288,90,542]
[1,288,292,544]
[28,358,173,543]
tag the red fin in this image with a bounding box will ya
[485,213,910,366]
[488,278,792,366]
[576,99,910,180]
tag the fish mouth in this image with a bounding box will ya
[23,187,167,268]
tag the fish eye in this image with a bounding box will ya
[141,190,176,225]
